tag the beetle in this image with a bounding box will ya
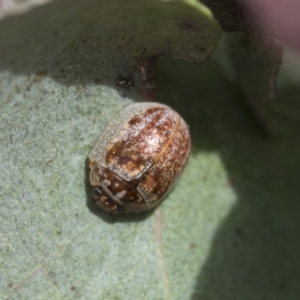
[89,102,191,214]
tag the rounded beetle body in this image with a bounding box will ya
[89,102,191,214]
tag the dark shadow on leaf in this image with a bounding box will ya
[0,0,219,100]
[155,57,300,300]
[0,0,143,100]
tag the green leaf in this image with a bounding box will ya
[1,1,300,300]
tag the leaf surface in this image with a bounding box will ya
[1,1,300,300]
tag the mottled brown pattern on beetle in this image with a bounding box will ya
[89,102,191,214]
[127,114,142,126]
[140,120,191,203]
[125,107,164,137]
[91,164,142,203]
[105,107,176,176]
[93,187,124,214]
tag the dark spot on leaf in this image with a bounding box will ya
[181,22,198,31]
[235,227,243,237]
[48,271,55,278]
[46,159,54,166]
[117,76,134,88]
